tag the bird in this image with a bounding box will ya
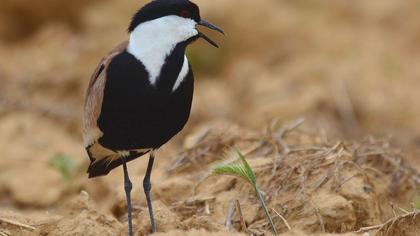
[82,0,223,235]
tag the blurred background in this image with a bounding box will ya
[0,0,419,233]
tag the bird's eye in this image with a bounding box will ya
[179,10,190,18]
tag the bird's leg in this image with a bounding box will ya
[122,158,133,236]
[143,152,157,232]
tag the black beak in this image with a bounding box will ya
[197,19,224,48]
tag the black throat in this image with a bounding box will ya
[155,42,188,92]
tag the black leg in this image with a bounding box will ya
[122,158,133,236]
[143,152,157,232]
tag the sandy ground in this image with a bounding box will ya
[0,0,419,235]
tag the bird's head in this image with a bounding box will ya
[128,0,224,49]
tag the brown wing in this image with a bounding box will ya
[83,42,133,177]
[82,42,151,178]
[82,41,128,148]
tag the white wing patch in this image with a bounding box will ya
[172,55,189,92]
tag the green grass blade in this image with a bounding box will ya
[212,163,252,184]
[235,148,257,185]
[212,148,278,235]
[49,154,76,183]
[256,186,278,235]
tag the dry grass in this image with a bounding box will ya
[0,0,419,235]
[162,122,420,235]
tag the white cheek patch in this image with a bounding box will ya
[127,15,198,85]
[172,55,189,91]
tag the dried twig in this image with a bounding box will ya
[336,172,360,189]
[332,79,361,136]
[225,200,236,230]
[0,217,36,231]
[204,201,211,215]
[310,200,326,233]
[313,174,330,191]
[235,200,247,232]
[355,210,419,233]
[390,202,398,218]
[274,117,305,154]
[355,224,383,233]
[271,208,291,231]
[225,200,252,233]
[0,230,11,236]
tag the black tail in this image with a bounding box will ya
[87,150,150,178]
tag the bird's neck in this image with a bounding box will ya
[127,22,189,86]
[157,43,190,92]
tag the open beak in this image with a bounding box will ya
[197,19,224,48]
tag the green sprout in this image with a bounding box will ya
[49,154,76,183]
[416,197,420,210]
[213,149,278,235]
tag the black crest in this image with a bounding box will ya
[128,0,201,32]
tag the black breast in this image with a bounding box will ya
[98,43,194,151]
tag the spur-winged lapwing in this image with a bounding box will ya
[82,0,223,234]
